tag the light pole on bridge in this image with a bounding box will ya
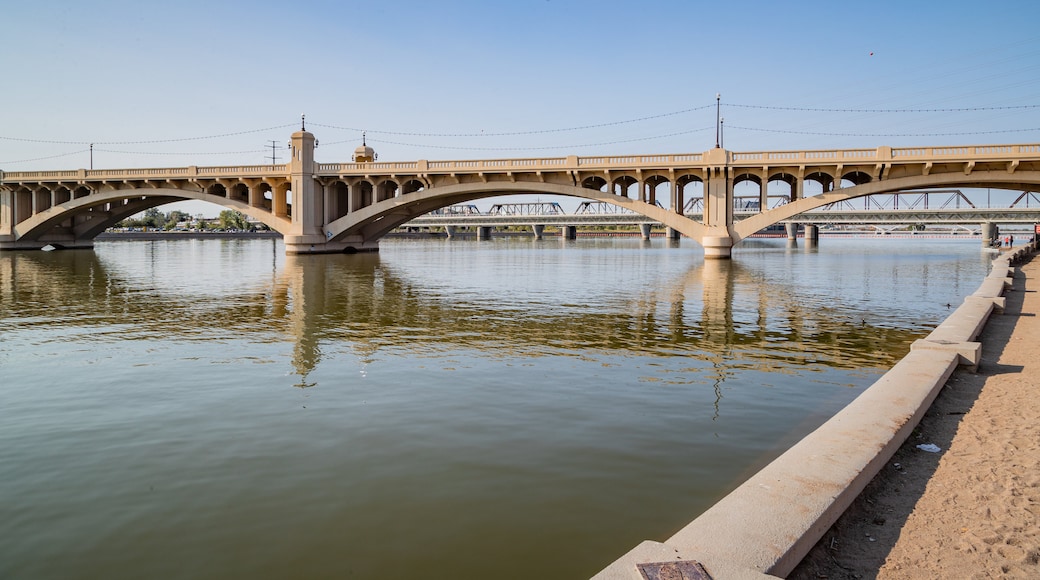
[715,93,721,148]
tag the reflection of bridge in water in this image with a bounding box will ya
[3,124,1039,257]
[0,246,927,396]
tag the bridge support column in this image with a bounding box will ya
[477,226,493,240]
[786,222,799,239]
[666,227,681,240]
[702,235,733,259]
[284,126,374,254]
[561,225,577,240]
[982,222,997,247]
[0,188,11,240]
[639,223,652,240]
[804,224,819,243]
[445,226,456,239]
[532,224,544,240]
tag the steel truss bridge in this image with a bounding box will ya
[406,191,1040,230]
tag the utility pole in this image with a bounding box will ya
[267,140,282,166]
[90,143,93,170]
[715,93,721,148]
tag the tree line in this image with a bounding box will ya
[116,208,267,231]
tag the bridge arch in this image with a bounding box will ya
[324,181,715,247]
[733,170,1040,242]
[12,187,293,243]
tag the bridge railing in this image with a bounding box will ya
[3,165,289,181]
[5,144,1039,183]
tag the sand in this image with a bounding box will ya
[790,253,1040,579]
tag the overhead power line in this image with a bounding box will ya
[363,127,715,151]
[311,106,714,138]
[0,123,296,146]
[727,124,1040,138]
[0,149,91,164]
[726,103,1040,113]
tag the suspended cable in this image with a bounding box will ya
[361,127,714,151]
[93,148,269,156]
[311,106,714,138]
[0,123,296,146]
[0,149,91,165]
[727,103,1040,113]
[727,124,1040,138]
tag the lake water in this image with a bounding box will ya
[0,236,992,579]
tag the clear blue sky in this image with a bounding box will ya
[3,0,1039,215]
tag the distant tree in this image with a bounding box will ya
[218,210,249,231]
[163,210,190,230]
[142,208,165,228]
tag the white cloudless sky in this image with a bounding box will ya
[3,0,1040,215]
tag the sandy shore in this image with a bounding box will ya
[791,253,1040,579]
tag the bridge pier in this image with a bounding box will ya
[561,226,577,240]
[785,222,799,239]
[982,222,997,247]
[285,235,379,254]
[477,226,493,240]
[532,224,544,240]
[639,223,652,240]
[445,226,456,239]
[702,235,733,259]
[666,227,681,240]
[804,224,819,247]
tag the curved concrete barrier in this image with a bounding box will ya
[593,242,1036,580]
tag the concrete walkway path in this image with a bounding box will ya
[792,253,1040,579]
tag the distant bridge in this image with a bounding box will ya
[404,192,1040,239]
[3,124,1039,257]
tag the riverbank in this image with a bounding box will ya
[791,252,1040,579]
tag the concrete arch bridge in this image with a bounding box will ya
[2,129,1039,258]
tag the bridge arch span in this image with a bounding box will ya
[733,170,1040,241]
[13,187,293,245]
[324,181,715,247]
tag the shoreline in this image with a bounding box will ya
[790,251,1040,579]
[593,245,1033,579]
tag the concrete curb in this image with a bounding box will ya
[593,242,1037,580]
